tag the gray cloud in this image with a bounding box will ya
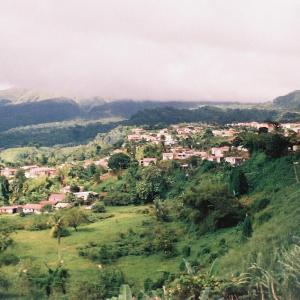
[0,0,300,101]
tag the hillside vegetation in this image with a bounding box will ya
[0,147,299,298]
[273,90,300,110]
[127,106,279,126]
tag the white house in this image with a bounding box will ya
[139,158,157,167]
[224,156,244,166]
[163,152,174,160]
[73,191,98,202]
[22,204,42,214]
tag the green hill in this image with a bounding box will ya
[0,152,299,298]
[273,90,300,110]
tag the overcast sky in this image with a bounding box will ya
[0,0,300,101]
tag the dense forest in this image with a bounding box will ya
[0,120,122,148]
[127,106,280,126]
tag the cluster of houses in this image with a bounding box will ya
[0,190,99,215]
[127,122,300,167]
[126,126,249,167]
[1,165,56,179]
[128,128,176,146]
[161,146,247,166]
[231,121,300,136]
[2,122,300,216]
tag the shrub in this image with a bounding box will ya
[256,211,272,225]
[241,215,253,240]
[251,197,270,212]
[92,202,106,213]
[181,183,244,233]
[200,246,211,255]
[182,245,191,257]
[27,216,51,231]
[103,192,133,206]
[52,227,71,238]
[0,253,19,266]
[41,204,53,213]
[108,153,131,170]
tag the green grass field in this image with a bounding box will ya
[2,206,182,291]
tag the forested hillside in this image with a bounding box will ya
[127,106,279,126]
[0,120,122,148]
[0,125,299,299]
[273,90,300,110]
[0,98,81,131]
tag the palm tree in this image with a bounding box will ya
[49,214,65,260]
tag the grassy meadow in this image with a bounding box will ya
[1,206,183,292]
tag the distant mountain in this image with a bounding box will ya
[0,87,282,138]
[0,88,205,131]
[0,87,64,103]
[86,100,201,119]
[0,98,81,131]
[273,90,300,110]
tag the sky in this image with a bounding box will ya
[0,0,300,102]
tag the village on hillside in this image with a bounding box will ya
[1,121,300,215]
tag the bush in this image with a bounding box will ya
[182,183,244,233]
[70,268,125,299]
[27,216,51,231]
[52,227,71,238]
[103,192,133,206]
[0,253,19,266]
[108,153,131,170]
[251,197,270,212]
[92,202,106,213]
[182,245,191,257]
[256,211,272,225]
[41,204,53,213]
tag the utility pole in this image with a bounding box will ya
[293,162,299,183]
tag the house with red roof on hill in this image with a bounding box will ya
[0,205,22,214]
[48,193,66,204]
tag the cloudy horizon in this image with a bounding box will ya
[1,0,300,102]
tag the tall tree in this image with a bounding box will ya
[65,208,87,231]
[10,169,26,202]
[229,169,248,197]
[0,176,10,205]
[242,214,253,240]
[50,214,66,260]
[136,166,166,202]
[108,153,131,170]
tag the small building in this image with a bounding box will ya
[0,205,21,214]
[211,146,230,157]
[49,193,65,204]
[73,191,99,202]
[163,152,174,160]
[55,202,72,209]
[139,158,157,167]
[95,157,109,169]
[131,128,145,135]
[206,155,224,163]
[60,185,83,193]
[22,204,42,214]
[127,134,142,142]
[224,156,244,166]
[0,168,17,178]
[27,167,56,178]
[292,145,300,152]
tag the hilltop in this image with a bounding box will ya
[273,90,300,110]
